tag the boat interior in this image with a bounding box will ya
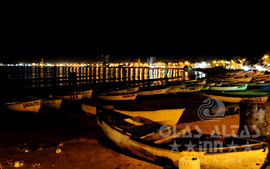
[98,110,268,153]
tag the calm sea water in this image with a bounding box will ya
[0,66,205,89]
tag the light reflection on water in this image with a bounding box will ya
[0,66,205,88]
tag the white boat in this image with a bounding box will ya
[41,98,62,109]
[202,94,268,103]
[96,92,137,101]
[137,88,168,95]
[55,93,83,101]
[228,82,248,86]
[106,87,140,95]
[114,108,185,125]
[97,110,268,169]
[77,89,92,99]
[167,85,202,93]
[234,76,252,83]
[209,84,248,91]
[3,99,41,113]
[206,82,215,86]
[200,85,210,90]
[81,104,97,115]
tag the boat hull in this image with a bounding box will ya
[167,86,202,93]
[3,100,41,113]
[98,118,268,169]
[114,108,185,125]
[41,98,62,109]
[55,94,83,101]
[96,93,137,101]
[79,90,92,99]
[107,87,140,94]
[137,88,168,95]
[81,104,97,115]
[209,84,248,91]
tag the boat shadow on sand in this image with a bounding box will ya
[95,135,176,169]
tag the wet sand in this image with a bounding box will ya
[1,93,270,169]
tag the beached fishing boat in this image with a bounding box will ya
[77,89,92,99]
[167,85,202,94]
[106,87,140,95]
[209,84,248,91]
[200,85,210,90]
[114,108,185,125]
[202,94,268,103]
[228,82,248,86]
[55,93,83,101]
[97,109,268,169]
[81,104,97,115]
[96,92,137,101]
[234,76,252,83]
[206,82,215,86]
[3,99,41,113]
[41,98,62,109]
[137,87,169,96]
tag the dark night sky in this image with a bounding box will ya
[2,4,269,63]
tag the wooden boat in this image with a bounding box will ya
[251,79,266,83]
[97,109,268,169]
[167,85,202,94]
[234,76,252,83]
[82,104,185,125]
[209,84,248,91]
[114,108,185,125]
[206,82,215,86]
[137,87,169,96]
[3,99,41,113]
[106,87,140,95]
[200,85,210,90]
[55,93,83,101]
[96,92,137,101]
[81,104,96,116]
[166,82,186,88]
[255,80,266,84]
[77,89,92,99]
[228,82,248,86]
[41,98,62,109]
[202,94,268,103]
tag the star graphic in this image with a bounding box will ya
[226,140,239,152]
[169,140,181,152]
[184,140,196,152]
[244,141,252,152]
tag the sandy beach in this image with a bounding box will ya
[1,93,270,169]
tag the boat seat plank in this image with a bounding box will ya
[126,123,159,138]
[142,125,187,143]
[108,111,160,138]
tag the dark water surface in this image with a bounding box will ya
[0,66,205,100]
